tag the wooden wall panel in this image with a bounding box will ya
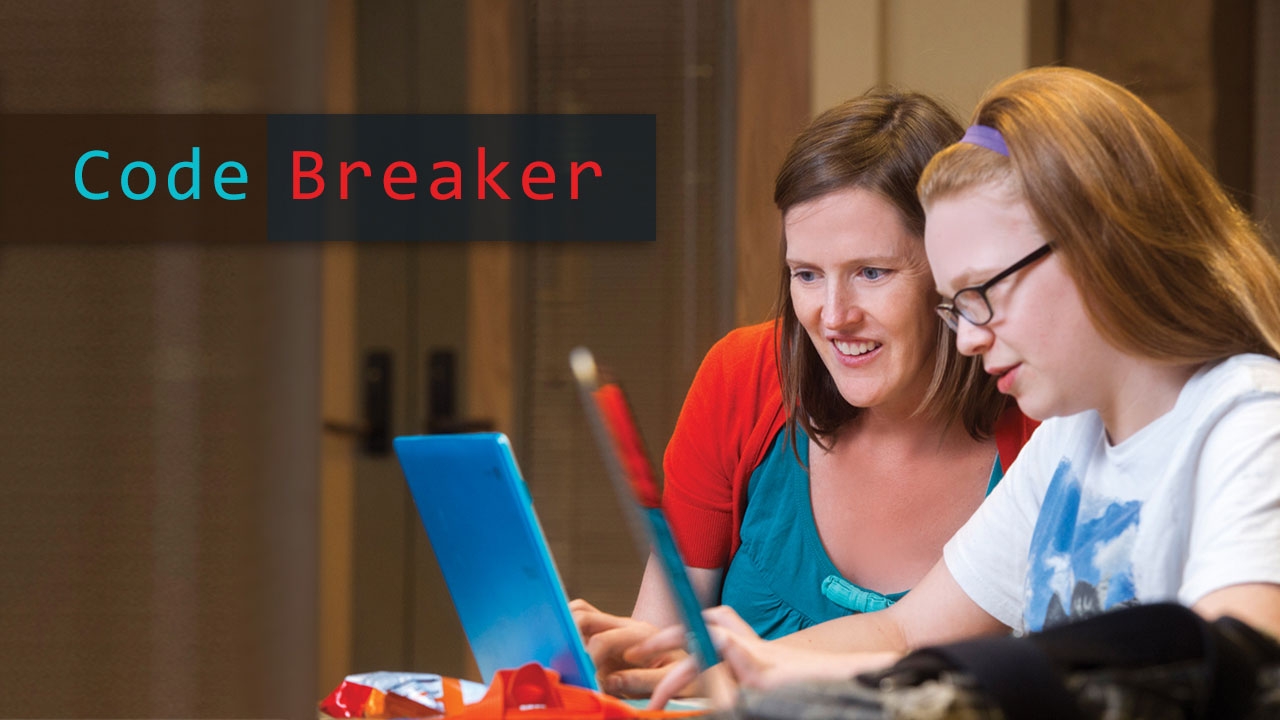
[0,3,325,717]
[466,0,521,438]
[318,0,357,696]
[734,0,811,327]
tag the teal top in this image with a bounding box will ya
[720,426,1003,639]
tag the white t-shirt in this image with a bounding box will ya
[944,353,1280,634]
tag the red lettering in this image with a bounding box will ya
[521,161,555,200]
[570,161,601,199]
[477,146,510,200]
[383,161,417,200]
[293,151,324,199]
[339,161,371,200]
[431,162,463,200]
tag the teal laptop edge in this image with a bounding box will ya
[393,432,599,690]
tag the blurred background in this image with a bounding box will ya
[0,0,1274,717]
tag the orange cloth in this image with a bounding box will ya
[446,663,704,719]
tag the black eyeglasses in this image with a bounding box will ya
[936,244,1052,331]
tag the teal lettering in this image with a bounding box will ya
[75,150,110,200]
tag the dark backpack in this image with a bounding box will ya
[715,603,1280,720]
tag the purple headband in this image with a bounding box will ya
[960,124,1009,157]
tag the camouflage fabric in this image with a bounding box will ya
[708,665,1280,720]
[705,677,1001,720]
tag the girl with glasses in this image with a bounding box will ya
[571,90,1036,699]
[636,66,1280,708]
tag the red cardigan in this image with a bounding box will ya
[662,321,1039,569]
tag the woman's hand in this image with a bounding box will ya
[569,598,694,698]
[632,605,900,709]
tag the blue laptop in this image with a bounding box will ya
[394,351,719,698]
[393,433,599,689]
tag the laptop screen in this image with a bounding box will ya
[393,433,599,690]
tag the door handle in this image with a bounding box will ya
[427,348,493,434]
[319,350,392,456]
[362,350,392,455]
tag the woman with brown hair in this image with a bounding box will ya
[572,89,1033,698]
[636,66,1280,708]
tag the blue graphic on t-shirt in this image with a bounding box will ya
[1024,459,1141,631]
